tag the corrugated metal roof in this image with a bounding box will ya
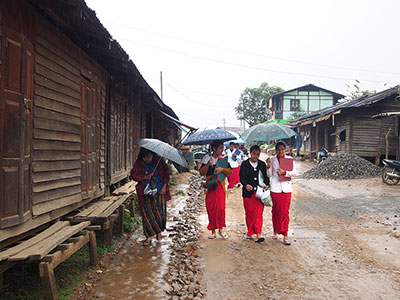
[270,84,345,100]
[290,85,400,126]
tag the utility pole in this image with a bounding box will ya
[223,118,226,130]
[160,71,163,100]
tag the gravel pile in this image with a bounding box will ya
[301,153,381,180]
[166,173,206,300]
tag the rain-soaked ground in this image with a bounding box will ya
[86,181,189,300]
[74,162,400,300]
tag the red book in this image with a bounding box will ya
[279,157,293,181]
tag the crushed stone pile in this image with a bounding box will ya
[301,153,381,180]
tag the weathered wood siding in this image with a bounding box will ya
[31,16,106,216]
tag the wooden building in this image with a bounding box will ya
[0,0,184,244]
[267,84,345,121]
[290,86,400,162]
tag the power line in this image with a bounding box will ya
[165,83,228,108]
[103,19,400,76]
[116,37,398,84]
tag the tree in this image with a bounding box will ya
[289,106,307,121]
[345,80,377,100]
[235,82,283,127]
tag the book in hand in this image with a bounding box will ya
[279,157,293,181]
[217,156,229,182]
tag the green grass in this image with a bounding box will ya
[123,208,142,232]
[169,176,177,186]
[0,237,120,300]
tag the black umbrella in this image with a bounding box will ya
[137,139,188,168]
[182,129,237,145]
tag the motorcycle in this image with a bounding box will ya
[382,159,400,185]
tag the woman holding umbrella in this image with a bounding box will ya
[266,141,297,245]
[199,140,233,239]
[130,147,171,246]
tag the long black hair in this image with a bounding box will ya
[211,140,223,152]
[275,141,286,150]
[137,147,154,160]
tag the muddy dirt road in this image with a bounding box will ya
[200,161,400,300]
[74,161,400,300]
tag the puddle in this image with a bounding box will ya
[90,184,189,299]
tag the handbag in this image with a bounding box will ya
[204,173,218,190]
[144,176,158,196]
[257,170,272,206]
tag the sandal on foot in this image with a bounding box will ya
[255,237,265,243]
[218,232,228,240]
[245,236,253,240]
[271,235,278,240]
[142,240,151,246]
[283,240,291,246]
[208,234,216,239]
[156,233,162,241]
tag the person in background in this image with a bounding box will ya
[234,143,244,187]
[266,141,297,245]
[226,142,240,192]
[200,140,233,240]
[130,148,171,246]
[239,145,269,243]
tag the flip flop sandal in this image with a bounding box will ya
[245,236,253,240]
[271,235,278,240]
[142,240,151,246]
[283,240,291,246]
[208,234,216,239]
[255,237,265,243]
[218,232,229,240]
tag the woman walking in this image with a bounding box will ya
[239,145,269,243]
[200,140,232,239]
[267,141,297,245]
[226,142,240,192]
[130,148,171,246]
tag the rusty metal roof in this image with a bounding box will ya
[289,85,400,126]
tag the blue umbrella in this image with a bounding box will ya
[182,129,237,145]
[223,138,246,147]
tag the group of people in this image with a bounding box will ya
[130,140,296,246]
[200,140,297,245]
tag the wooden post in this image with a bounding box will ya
[103,219,114,246]
[118,204,125,234]
[129,196,135,216]
[39,262,58,300]
[88,231,98,266]
[386,128,392,159]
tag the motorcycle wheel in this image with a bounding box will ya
[382,166,400,185]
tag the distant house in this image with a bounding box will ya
[289,85,400,162]
[267,84,345,120]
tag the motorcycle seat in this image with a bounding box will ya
[383,159,400,168]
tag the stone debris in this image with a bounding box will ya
[166,174,206,300]
[301,153,381,180]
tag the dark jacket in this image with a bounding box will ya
[130,156,171,206]
[239,159,269,198]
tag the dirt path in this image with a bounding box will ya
[199,162,400,300]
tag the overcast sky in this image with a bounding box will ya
[86,0,400,130]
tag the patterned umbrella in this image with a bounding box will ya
[241,123,296,142]
[137,139,188,168]
[182,129,237,145]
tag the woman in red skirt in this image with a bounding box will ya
[266,141,297,245]
[239,145,269,243]
[200,140,232,239]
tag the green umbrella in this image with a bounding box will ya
[266,119,290,125]
[241,123,296,143]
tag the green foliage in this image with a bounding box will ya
[345,80,376,100]
[235,82,284,127]
[175,190,186,196]
[123,208,142,232]
[289,105,307,120]
[169,176,177,186]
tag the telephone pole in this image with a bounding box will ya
[160,71,163,100]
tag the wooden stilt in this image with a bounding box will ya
[118,204,125,234]
[88,231,98,265]
[39,262,58,300]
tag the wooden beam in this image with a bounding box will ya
[88,231,97,265]
[39,262,58,300]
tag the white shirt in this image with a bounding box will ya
[267,155,297,193]
[201,154,217,166]
[226,148,239,168]
[249,160,258,169]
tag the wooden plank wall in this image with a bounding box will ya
[32,16,106,216]
[335,115,350,154]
